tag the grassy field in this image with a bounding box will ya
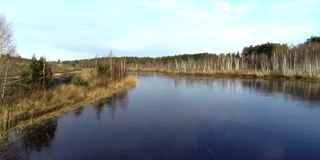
[3,56,76,78]
[0,68,136,135]
[0,56,136,137]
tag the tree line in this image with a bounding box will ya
[125,38,320,78]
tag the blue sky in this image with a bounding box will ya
[1,0,320,60]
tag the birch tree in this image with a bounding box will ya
[0,15,16,101]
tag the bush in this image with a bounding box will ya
[71,76,85,86]
[21,64,33,89]
[21,55,53,89]
[97,64,111,76]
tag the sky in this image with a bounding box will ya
[0,0,320,60]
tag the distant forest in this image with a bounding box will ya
[64,36,320,79]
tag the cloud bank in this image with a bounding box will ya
[0,0,319,60]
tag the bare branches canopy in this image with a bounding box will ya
[0,15,15,56]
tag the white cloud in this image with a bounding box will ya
[138,0,174,9]
[2,0,319,60]
[214,1,232,11]
[214,1,253,13]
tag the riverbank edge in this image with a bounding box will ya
[129,68,320,81]
[2,76,137,134]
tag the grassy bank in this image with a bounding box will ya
[128,68,320,80]
[0,71,136,134]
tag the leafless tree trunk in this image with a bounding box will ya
[0,15,16,102]
[43,58,46,89]
[109,50,113,80]
[1,57,9,99]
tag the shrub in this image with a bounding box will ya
[21,64,33,89]
[97,64,111,76]
[71,76,85,86]
[21,55,53,89]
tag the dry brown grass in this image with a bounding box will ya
[0,71,136,133]
[129,67,320,80]
[2,56,75,78]
[50,62,76,73]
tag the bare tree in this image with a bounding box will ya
[108,50,113,80]
[0,15,16,101]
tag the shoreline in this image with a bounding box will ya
[0,76,136,136]
[128,68,320,81]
